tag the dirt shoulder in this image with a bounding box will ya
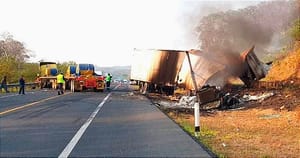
[147,86,300,158]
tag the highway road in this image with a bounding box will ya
[0,83,212,157]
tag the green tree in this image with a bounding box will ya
[57,61,77,74]
[20,63,40,82]
[0,56,18,83]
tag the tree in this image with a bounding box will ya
[57,61,77,74]
[0,32,29,62]
[0,32,30,83]
[20,63,40,82]
[196,1,299,56]
[0,56,18,83]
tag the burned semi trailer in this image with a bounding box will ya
[177,50,226,90]
[177,50,226,104]
[130,49,185,95]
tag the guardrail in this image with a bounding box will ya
[1,82,39,93]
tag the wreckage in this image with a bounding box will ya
[196,46,270,105]
[239,46,269,87]
[130,46,270,107]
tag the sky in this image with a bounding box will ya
[0,0,263,67]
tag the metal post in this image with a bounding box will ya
[194,102,200,136]
[72,79,75,92]
[53,79,57,89]
[185,51,200,135]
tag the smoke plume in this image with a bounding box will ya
[190,1,299,87]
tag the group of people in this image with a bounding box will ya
[1,75,25,94]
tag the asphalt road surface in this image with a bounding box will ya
[0,83,212,157]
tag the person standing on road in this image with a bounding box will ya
[57,72,65,95]
[19,75,25,95]
[106,73,112,90]
[1,76,9,93]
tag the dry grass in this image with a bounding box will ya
[166,99,300,158]
[157,84,300,157]
[264,48,300,81]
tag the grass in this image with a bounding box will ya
[173,117,226,158]
[165,103,300,158]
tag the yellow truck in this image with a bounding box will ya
[38,62,58,89]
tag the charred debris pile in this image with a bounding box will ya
[143,46,300,111]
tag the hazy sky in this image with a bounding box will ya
[0,0,262,67]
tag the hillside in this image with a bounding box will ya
[264,47,300,81]
[96,66,131,80]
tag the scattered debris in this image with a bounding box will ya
[222,143,227,147]
[171,90,277,111]
[175,96,197,108]
[156,101,174,107]
[242,92,274,102]
[219,93,243,110]
[168,95,179,101]
[197,85,221,105]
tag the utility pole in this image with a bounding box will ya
[185,51,200,136]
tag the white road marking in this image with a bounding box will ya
[113,84,121,90]
[0,91,35,99]
[0,94,19,99]
[58,84,121,158]
[58,93,112,158]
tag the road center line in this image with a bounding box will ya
[0,92,71,116]
[58,92,112,158]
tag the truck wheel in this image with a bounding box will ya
[93,88,98,92]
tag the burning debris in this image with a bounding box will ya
[193,46,272,110]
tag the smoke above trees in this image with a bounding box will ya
[196,0,299,57]
[180,0,299,87]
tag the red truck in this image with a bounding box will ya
[67,64,105,92]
